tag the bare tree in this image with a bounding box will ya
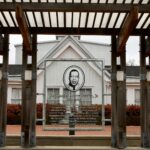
[126,59,135,66]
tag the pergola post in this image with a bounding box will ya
[21,34,37,147]
[0,34,9,147]
[140,36,150,147]
[111,35,126,149]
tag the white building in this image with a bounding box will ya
[7,35,140,105]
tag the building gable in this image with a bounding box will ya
[37,36,103,77]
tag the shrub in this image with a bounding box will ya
[126,105,140,126]
[6,104,141,126]
[7,104,21,124]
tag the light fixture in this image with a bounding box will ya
[25,70,32,80]
[0,70,2,80]
[146,71,150,81]
[116,71,124,81]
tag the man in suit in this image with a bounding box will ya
[69,69,80,91]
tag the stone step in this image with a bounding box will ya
[0,146,148,150]
[6,136,140,147]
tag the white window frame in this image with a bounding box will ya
[80,88,92,105]
[135,89,140,105]
[47,88,60,104]
[11,88,22,104]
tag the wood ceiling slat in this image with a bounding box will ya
[9,11,17,27]
[24,11,31,27]
[143,16,150,29]
[78,12,81,28]
[33,12,38,27]
[56,12,59,27]
[120,13,128,28]
[71,12,73,27]
[113,13,119,28]
[1,11,9,27]
[64,12,66,28]
[41,12,45,27]
[0,21,3,27]
[136,13,144,28]
[92,12,97,28]
[141,14,150,28]
[106,12,112,28]
[48,12,52,27]
[85,12,89,28]
[99,13,104,28]
[115,13,126,28]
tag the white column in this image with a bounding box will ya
[59,87,63,104]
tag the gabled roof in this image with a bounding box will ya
[38,35,102,71]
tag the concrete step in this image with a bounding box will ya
[6,136,141,147]
[0,146,148,150]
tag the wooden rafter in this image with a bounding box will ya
[146,37,150,56]
[0,3,150,13]
[1,27,150,36]
[117,6,138,55]
[16,5,31,54]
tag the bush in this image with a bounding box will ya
[126,105,140,126]
[7,104,21,124]
[6,104,141,126]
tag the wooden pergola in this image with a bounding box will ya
[0,0,150,149]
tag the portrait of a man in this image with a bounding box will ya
[63,65,85,92]
[69,69,79,90]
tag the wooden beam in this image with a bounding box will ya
[21,35,37,147]
[16,5,31,54]
[111,35,126,148]
[140,36,148,147]
[117,6,138,55]
[0,3,150,13]
[0,35,3,54]
[1,27,150,36]
[145,37,150,56]
[111,35,117,147]
[0,34,9,146]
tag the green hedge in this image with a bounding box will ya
[6,104,141,125]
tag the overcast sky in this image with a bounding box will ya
[9,35,140,65]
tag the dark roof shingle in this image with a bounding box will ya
[8,65,22,75]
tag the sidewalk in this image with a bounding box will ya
[6,125,141,136]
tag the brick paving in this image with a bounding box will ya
[6,125,140,136]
